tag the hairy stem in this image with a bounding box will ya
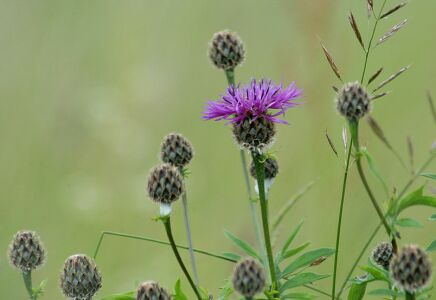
[22,271,36,300]
[93,231,236,262]
[162,217,202,300]
[225,68,267,272]
[181,190,199,286]
[252,152,278,292]
[332,140,354,299]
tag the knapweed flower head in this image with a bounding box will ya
[208,30,245,70]
[372,242,393,270]
[60,254,102,300]
[147,164,184,205]
[390,245,432,293]
[160,133,194,168]
[8,230,46,272]
[337,81,371,121]
[137,281,172,300]
[232,257,265,298]
[204,79,301,149]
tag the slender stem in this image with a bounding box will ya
[252,152,278,292]
[162,217,202,300]
[22,271,36,300]
[405,292,415,300]
[181,190,199,286]
[361,0,388,83]
[225,68,267,271]
[337,222,382,297]
[304,284,332,298]
[332,140,354,299]
[93,231,236,262]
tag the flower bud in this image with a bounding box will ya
[147,164,184,205]
[372,242,393,270]
[161,133,193,168]
[209,30,245,70]
[136,281,172,300]
[249,157,279,180]
[337,82,371,121]
[232,117,275,151]
[8,230,46,272]
[232,258,265,298]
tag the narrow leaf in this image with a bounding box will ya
[360,148,389,197]
[282,292,316,299]
[376,19,408,46]
[373,65,410,92]
[427,91,436,124]
[325,129,338,157]
[348,282,367,300]
[281,221,304,253]
[368,67,383,85]
[282,242,311,261]
[217,280,234,300]
[380,2,408,19]
[407,136,414,174]
[280,273,329,292]
[342,127,348,151]
[281,248,335,277]
[174,279,189,300]
[221,252,242,262]
[321,42,342,80]
[348,12,365,49]
[426,240,436,252]
[371,91,390,101]
[368,288,396,296]
[359,265,390,282]
[421,173,436,180]
[395,217,424,228]
[224,231,261,261]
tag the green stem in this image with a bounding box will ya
[361,0,388,83]
[405,292,415,300]
[304,284,332,298]
[225,67,267,272]
[332,140,354,299]
[93,231,236,262]
[252,152,278,292]
[181,190,200,286]
[22,271,36,300]
[162,217,202,300]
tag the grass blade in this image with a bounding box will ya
[427,91,436,124]
[325,129,338,157]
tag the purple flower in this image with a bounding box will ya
[203,79,302,124]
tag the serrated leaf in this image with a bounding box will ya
[224,230,261,261]
[421,173,436,180]
[174,279,189,300]
[282,292,316,299]
[100,291,135,300]
[359,265,389,282]
[279,273,329,292]
[395,217,423,228]
[348,282,367,300]
[426,240,436,252]
[395,186,436,215]
[281,248,335,277]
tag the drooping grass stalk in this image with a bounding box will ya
[251,152,278,292]
[22,271,36,300]
[181,189,199,286]
[331,140,353,300]
[337,151,436,297]
[224,68,267,268]
[93,231,236,262]
[161,216,202,300]
[360,0,389,83]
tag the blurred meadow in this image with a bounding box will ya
[0,0,435,299]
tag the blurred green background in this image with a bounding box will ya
[0,0,435,299]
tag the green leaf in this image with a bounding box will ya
[281,221,304,254]
[426,240,436,252]
[395,217,424,228]
[429,214,436,221]
[349,273,375,285]
[281,292,316,299]
[221,252,242,262]
[395,186,436,215]
[281,242,311,261]
[224,230,261,261]
[421,173,436,180]
[100,291,135,300]
[217,280,233,300]
[359,265,389,282]
[347,282,367,300]
[281,248,335,277]
[279,272,329,292]
[32,279,47,298]
[173,279,189,300]
[361,148,389,197]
